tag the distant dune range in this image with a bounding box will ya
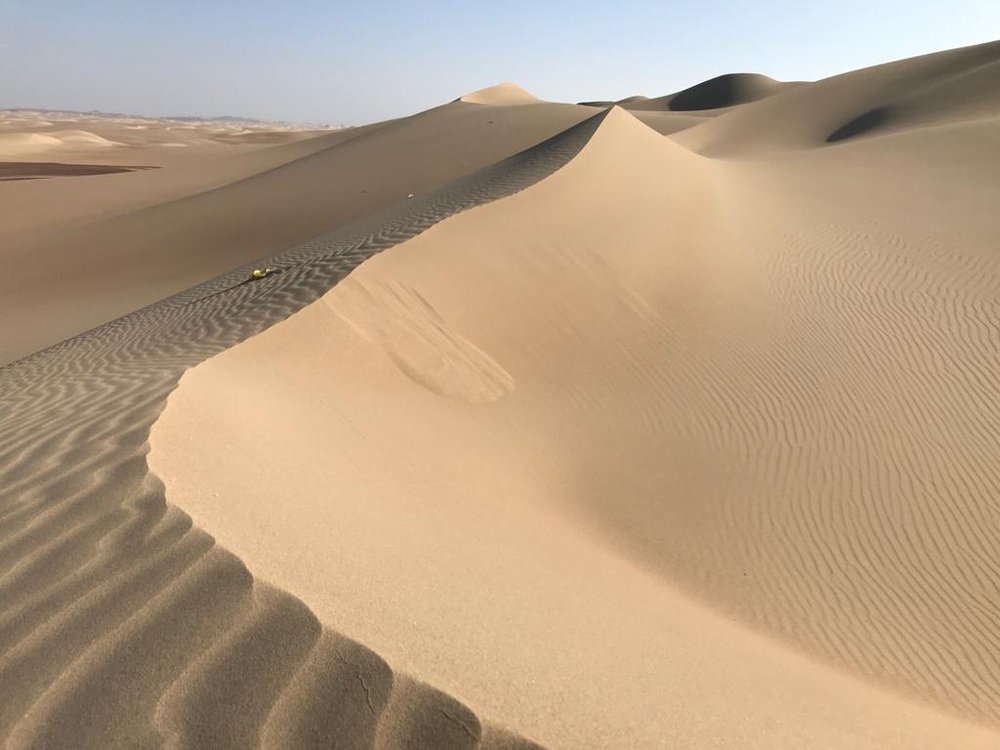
[3,41,1000,749]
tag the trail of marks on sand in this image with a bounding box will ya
[0,111,605,749]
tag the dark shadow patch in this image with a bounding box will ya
[826,107,891,143]
[0,162,158,181]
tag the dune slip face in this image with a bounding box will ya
[152,42,1000,749]
[0,109,603,749]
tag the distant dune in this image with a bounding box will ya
[579,72,796,111]
[662,72,792,110]
[4,40,1000,750]
[459,82,542,105]
[674,39,1000,154]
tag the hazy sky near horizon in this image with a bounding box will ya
[1,1,997,124]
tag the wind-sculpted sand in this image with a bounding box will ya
[5,40,1000,749]
[0,112,600,749]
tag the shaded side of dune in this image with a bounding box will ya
[0,111,607,750]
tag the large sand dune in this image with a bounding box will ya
[4,40,1000,749]
[0,112,602,749]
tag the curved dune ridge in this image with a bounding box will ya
[153,42,1000,749]
[4,39,1000,750]
[0,113,601,749]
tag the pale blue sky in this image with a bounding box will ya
[1,1,996,124]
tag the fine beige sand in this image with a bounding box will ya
[4,39,1000,749]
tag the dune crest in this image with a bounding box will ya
[459,83,541,105]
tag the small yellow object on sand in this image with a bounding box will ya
[249,267,274,280]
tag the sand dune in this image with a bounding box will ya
[0,129,121,158]
[580,72,796,112]
[148,41,1000,748]
[459,83,542,105]
[46,129,121,146]
[4,39,1000,749]
[0,115,599,749]
[676,39,1000,154]
[659,72,792,110]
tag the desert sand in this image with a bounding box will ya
[4,40,1000,749]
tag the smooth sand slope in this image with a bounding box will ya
[150,41,1000,748]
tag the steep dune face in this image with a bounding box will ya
[153,76,1000,748]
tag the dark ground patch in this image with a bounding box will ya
[0,161,158,181]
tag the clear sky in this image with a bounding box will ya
[1,1,996,125]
